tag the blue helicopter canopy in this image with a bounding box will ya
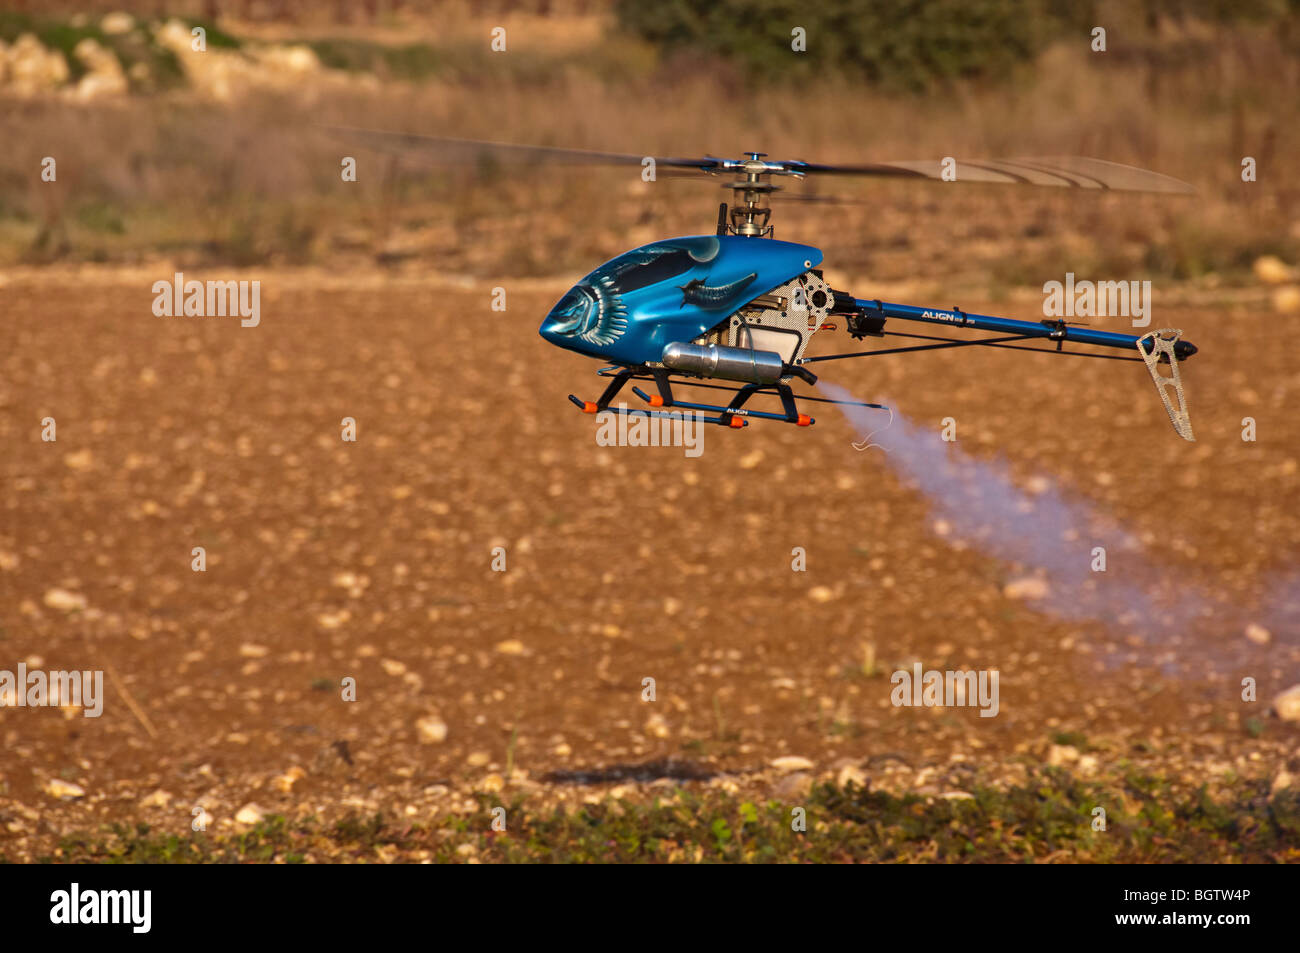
[539,235,822,365]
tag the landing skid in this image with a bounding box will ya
[568,365,881,428]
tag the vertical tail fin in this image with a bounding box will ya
[1137,329,1195,441]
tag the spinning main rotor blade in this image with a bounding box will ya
[325,127,1194,194]
[323,126,723,172]
[786,156,1195,193]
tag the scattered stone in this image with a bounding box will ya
[1025,475,1052,495]
[43,588,86,612]
[495,639,526,656]
[1047,744,1079,767]
[72,38,128,100]
[101,13,135,35]
[380,658,407,676]
[770,756,815,773]
[1274,286,1300,314]
[5,35,70,96]
[1003,576,1049,600]
[273,767,306,793]
[46,779,85,800]
[1253,255,1296,285]
[63,449,94,471]
[807,586,834,603]
[238,643,269,659]
[140,789,172,809]
[644,713,670,738]
[1272,685,1300,722]
[416,716,448,744]
[466,751,491,767]
[837,763,868,788]
[771,771,812,800]
[234,803,266,825]
[1244,623,1271,646]
[481,773,504,793]
[738,450,764,469]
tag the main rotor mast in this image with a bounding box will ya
[714,152,798,238]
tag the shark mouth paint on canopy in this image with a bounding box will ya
[816,379,1298,667]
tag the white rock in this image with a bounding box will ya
[770,755,815,773]
[1244,623,1271,646]
[837,764,868,788]
[416,716,448,744]
[1272,685,1300,722]
[234,803,266,825]
[1003,576,1049,600]
[1253,255,1296,285]
[644,713,670,738]
[46,779,85,799]
[273,767,305,793]
[43,588,87,612]
[1047,744,1079,766]
[140,789,172,808]
[100,12,135,35]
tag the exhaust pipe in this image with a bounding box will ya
[661,342,785,385]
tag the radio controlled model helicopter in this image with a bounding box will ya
[339,130,1199,440]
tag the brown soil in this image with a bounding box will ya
[1,267,1297,860]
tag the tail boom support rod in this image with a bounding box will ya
[842,297,1197,441]
[849,298,1197,360]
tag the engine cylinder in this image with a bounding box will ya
[661,342,785,385]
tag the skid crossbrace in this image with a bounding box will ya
[568,367,814,428]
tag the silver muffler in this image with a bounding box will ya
[661,342,785,385]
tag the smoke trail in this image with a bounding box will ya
[817,379,1294,663]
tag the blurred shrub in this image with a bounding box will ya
[613,0,1098,91]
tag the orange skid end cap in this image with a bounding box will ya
[649,395,665,407]
[796,414,812,427]
[728,417,746,429]
[582,401,598,414]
